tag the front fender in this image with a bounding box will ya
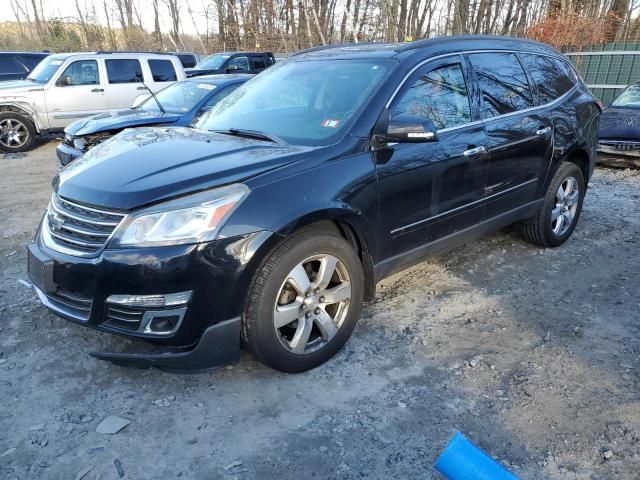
[0,99,44,132]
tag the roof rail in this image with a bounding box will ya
[95,50,171,55]
[290,42,376,57]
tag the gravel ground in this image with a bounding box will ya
[1,140,639,480]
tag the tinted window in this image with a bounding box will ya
[520,54,576,104]
[468,52,533,118]
[148,59,177,82]
[177,54,197,68]
[228,56,250,71]
[59,60,99,85]
[392,63,471,130]
[106,59,143,84]
[0,56,26,74]
[252,56,266,70]
[18,55,45,70]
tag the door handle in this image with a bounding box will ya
[536,126,551,136]
[91,88,104,93]
[463,145,487,157]
[136,86,147,90]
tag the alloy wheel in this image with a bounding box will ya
[273,254,352,354]
[551,176,579,236]
[0,118,29,149]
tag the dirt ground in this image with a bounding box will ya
[1,140,639,480]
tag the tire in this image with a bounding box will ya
[522,161,585,247]
[0,112,36,153]
[242,228,364,373]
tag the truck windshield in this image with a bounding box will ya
[611,84,640,109]
[139,81,219,114]
[27,55,67,83]
[197,59,392,146]
[196,54,230,70]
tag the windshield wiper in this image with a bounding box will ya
[139,82,166,114]
[212,128,285,144]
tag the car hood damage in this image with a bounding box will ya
[598,107,640,140]
[56,126,313,210]
[65,110,183,137]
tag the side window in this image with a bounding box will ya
[106,59,143,84]
[468,52,533,119]
[519,54,576,104]
[204,84,240,107]
[252,56,266,70]
[0,56,27,74]
[59,60,99,85]
[227,56,250,71]
[18,55,44,70]
[148,59,177,82]
[392,63,472,130]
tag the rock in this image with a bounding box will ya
[29,423,46,431]
[397,401,407,408]
[96,415,130,434]
[74,466,92,480]
[223,460,243,471]
[469,359,478,368]
[603,450,614,460]
[114,458,125,477]
[544,331,551,342]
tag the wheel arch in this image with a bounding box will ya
[0,103,41,132]
[563,148,591,184]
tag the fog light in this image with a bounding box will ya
[142,309,186,335]
[106,291,192,308]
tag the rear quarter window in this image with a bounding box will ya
[519,54,577,105]
[148,59,177,82]
[468,52,534,119]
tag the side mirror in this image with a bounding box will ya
[57,75,73,87]
[375,114,438,144]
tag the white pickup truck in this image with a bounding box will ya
[0,52,185,152]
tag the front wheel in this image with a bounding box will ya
[0,112,36,153]
[522,161,585,247]
[242,228,364,373]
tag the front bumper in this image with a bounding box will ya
[56,142,83,167]
[27,228,277,370]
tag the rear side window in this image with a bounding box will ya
[519,54,576,104]
[148,59,177,82]
[177,54,197,68]
[252,56,266,70]
[0,56,27,75]
[392,63,472,130]
[106,59,143,84]
[468,52,533,118]
[228,56,250,71]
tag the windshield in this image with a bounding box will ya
[27,55,67,83]
[197,54,230,70]
[611,84,640,108]
[197,59,392,146]
[139,81,218,114]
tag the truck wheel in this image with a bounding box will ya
[242,228,364,373]
[522,162,585,247]
[0,112,36,153]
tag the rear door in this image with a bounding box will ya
[45,59,107,129]
[466,52,553,218]
[104,58,147,109]
[250,55,267,73]
[376,56,490,259]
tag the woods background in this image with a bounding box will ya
[1,0,639,55]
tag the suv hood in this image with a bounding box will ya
[598,107,640,139]
[65,109,183,137]
[57,127,313,210]
[0,80,43,95]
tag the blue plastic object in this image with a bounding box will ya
[435,432,519,480]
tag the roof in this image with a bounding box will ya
[290,35,561,61]
[0,51,49,56]
[185,73,253,85]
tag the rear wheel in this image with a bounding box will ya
[522,162,585,247]
[0,112,36,153]
[242,228,364,372]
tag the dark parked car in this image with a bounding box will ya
[168,52,200,68]
[597,82,640,167]
[185,51,274,77]
[56,74,251,166]
[0,51,49,81]
[28,36,599,373]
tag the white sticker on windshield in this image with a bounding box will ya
[197,84,216,90]
[321,119,340,128]
[51,60,63,65]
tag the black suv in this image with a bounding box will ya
[0,52,49,81]
[185,51,275,77]
[28,36,599,373]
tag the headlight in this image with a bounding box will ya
[109,184,249,248]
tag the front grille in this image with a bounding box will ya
[104,304,144,331]
[45,194,125,255]
[598,140,640,151]
[48,288,93,321]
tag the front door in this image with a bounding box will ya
[375,56,489,262]
[45,59,107,129]
[466,52,553,218]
